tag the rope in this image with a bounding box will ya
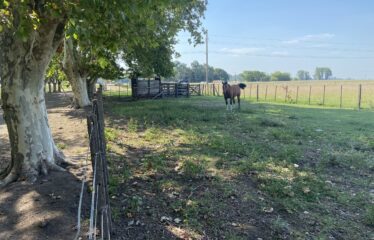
[88,153,99,240]
[74,124,94,240]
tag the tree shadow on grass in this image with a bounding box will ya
[104,97,374,240]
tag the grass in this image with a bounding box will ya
[104,95,374,239]
[202,80,374,110]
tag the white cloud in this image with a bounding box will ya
[283,33,335,44]
[219,47,265,55]
[271,51,289,56]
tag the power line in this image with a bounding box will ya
[178,50,374,59]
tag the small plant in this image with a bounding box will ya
[259,117,286,127]
[364,205,374,226]
[127,195,143,214]
[143,154,166,172]
[105,128,119,142]
[180,159,207,179]
[56,142,66,150]
[127,118,138,132]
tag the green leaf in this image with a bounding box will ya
[73,33,78,40]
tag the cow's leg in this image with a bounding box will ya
[238,96,241,110]
[225,97,229,110]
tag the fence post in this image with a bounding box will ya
[308,85,312,105]
[265,85,268,100]
[249,84,252,98]
[358,84,362,109]
[274,85,277,101]
[340,85,343,108]
[256,84,259,101]
[322,85,326,105]
[187,83,190,97]
[285,86,288,103]
[296,86,299,104]
[127,84,129,96]
[175,83,178,98]
[118,84,121,99]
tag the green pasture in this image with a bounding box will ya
[104,96,374,239]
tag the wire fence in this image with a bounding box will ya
[193,80,374,110]
[75,86,111,240]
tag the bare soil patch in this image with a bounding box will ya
[0,93,91,240]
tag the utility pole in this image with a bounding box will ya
[205,30,208,84]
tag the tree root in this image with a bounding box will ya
[0,156,21,189]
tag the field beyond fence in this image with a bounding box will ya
[192,80,374,110]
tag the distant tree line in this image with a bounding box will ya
[166,61,229,82]
[239,67,333,82]
[168,61,333,82]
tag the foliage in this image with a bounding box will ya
[271,71,291,81]
[240,70,270,82]
[168,60,229,82]
[296,70,311,80]
[314,67,332,80]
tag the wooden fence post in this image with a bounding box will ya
[340,85,343,108]
[256,84,259,101]
[358,84,362,109]
[296,86,299,104]
[308,85,312,105]
[118,85,121,99]
[265,85,268,100]
[285,86,288,102]
[322,85,326,105]
[274,85,277,101]
[249,84,252,98]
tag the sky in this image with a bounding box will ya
[174,0,374,79]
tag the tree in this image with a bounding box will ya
[0,1,206,185]
[213,68,229,81]
[173,61,193,82]
[314,67,332,80]
[240,71,270,82]
[64,0,206,107]
[271,71,291,81]
[296,70,311,80]
[190,61,206,82]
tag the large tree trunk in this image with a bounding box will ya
[0,19,66,185]
[62,38,91,108]
[87,79,97,100]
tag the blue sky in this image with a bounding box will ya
[175,0,374,79]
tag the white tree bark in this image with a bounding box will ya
[62,38,91,108]
[0,20,66,185]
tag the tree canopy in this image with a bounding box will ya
[314,67,332,80]
[271,71,291,81]
[240,71,270,82]
[0,0,207,184]
[296,70,311,80]
[167,61,229,82]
